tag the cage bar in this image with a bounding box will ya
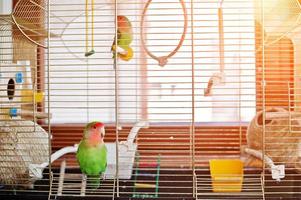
[0,0,300,199]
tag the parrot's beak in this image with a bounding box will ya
[100,127,105,138]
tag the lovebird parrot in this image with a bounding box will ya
[111,15,133,61]
[76,122,107,189]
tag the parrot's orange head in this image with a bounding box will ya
[84,121,105,143]
[117,15,132,32]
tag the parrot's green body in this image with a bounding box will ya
[111,15,133,61]
[116,31,133,50]
[76,122,107,188]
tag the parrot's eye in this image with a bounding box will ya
[93,125,97,129]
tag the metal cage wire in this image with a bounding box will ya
[0,0,301,199]
[0,0,51,195]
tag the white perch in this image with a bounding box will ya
[29,121,149,180]
[126,120,149,144]
[244,147,285,181]
[18,110,52,119]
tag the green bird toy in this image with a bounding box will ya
[111,15,133,61]
[76,122,107,189]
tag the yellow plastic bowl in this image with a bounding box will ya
[209,159,244,192]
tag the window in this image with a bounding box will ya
[47,0,256,124]
[146,0,256,123]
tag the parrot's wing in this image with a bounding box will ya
[111,29,122,52]
[76,140,86,173]
[111,37,116,51]
[117,30,121,41]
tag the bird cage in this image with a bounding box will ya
[1,0,301,199]
[0,0,51,194]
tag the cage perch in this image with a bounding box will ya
[55,160,89,196]
[9,108,51,119]
[29,121,149,180]
[134,183,156,188]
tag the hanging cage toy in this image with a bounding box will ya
[140,0,188,67]
[204,0,226,97]
[48,0,127,62]
[84,0,95,57]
